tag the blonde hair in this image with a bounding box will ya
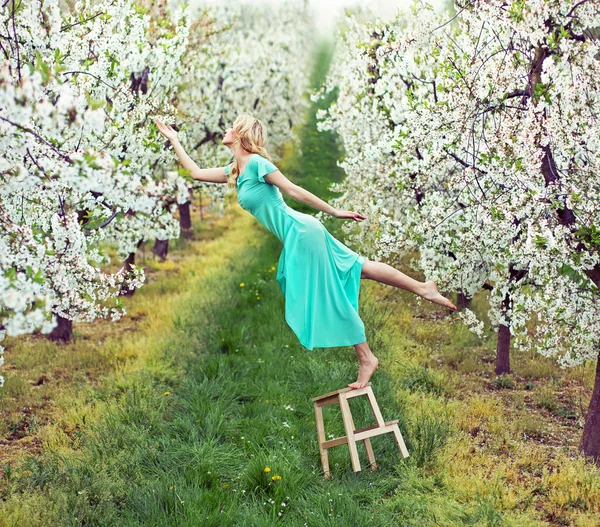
[227,114,273,189]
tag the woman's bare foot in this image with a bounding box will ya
[348,355,379,389]
[421,280,457,310]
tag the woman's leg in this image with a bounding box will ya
[360,259,457,310]
[349,340,379,389]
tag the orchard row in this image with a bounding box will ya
[319,0,600,458]
[0,0,313,385]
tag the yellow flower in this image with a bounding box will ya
[164,391,171,395]
[240,282,245,287]
[270,266,275,271]
[257,296,260,300]
[222,483,229,488]
[271,475,281,481]
[264,467,271,473]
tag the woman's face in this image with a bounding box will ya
[222,122,237,146]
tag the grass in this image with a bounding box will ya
[0,209,457,526]
[1,40,600,526]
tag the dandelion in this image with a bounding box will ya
[272,475,281,481]
[264,466,271,473]
[240,282,245,287]
[164,391,171,395]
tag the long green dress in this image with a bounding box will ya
[225,153,367,350]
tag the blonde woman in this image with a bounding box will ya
[155,114,457,389]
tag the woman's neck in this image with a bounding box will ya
[231,144,253,165]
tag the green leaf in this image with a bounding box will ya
[557,263,588,286]
[32,269,45,285]
[134,3,148,15]
[83,151,102,170]
[534,235,548,249]
[34,50,51,85]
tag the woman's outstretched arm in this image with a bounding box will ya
[155,119,227,183]
[170,139,227,183]
[265,170,366,222]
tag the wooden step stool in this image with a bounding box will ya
[312,382,409,479]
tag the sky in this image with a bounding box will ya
[308,0,447,33]
[188,0,448,34]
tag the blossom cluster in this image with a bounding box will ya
[319,0,600,369]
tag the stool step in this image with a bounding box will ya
[354,420,399,441]
[321,420,399,449]
[311,382,372,402]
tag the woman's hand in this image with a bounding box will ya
[155,118,179,142]
[332,209,367,222]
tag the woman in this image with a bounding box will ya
[155,114,457,390]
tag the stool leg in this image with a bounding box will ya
[314,403,331,478]
[346,404,378,472]
[366,386,386,427]
[363,438,378,471]
[392,423,410,458]
[339,394,361,472]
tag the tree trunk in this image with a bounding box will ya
[457,292,471,310]
[178,201,193,239]
[580,353,600,463]
[496,291,511,375]
[198,189,204,221]
[496,321,511,375]
[120,251,137,297]
[153,239,169,261]
[48,315,72,343]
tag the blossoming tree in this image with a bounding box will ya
[322,0,600,460]
[162,1,312,256]
[0,0,313,387]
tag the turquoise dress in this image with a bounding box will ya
[225,153,367,350]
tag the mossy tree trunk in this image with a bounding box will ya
[581,353,600,464]
[153,239,169,261]
[179,201,193,239]
[48,315,73,343]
